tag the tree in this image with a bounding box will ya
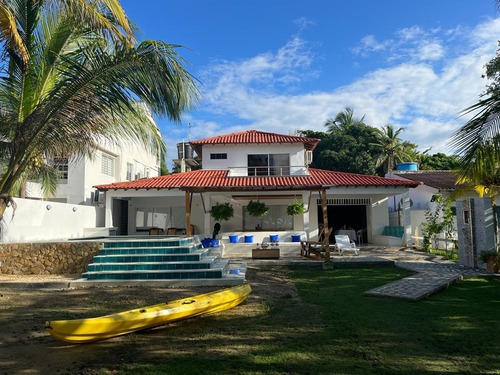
[418,152,460,170]
[300,124,379,175]
[454,141,500,253]
[371,124,413,174]
[448,30,500,255]
[0,0,199,220]
[324,107,366,133]
[449,42,500,166]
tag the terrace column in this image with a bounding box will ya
[321,189,330,262]
[185,191,192,237]
[302,191,310,240]
[104,191,113,228]
[402,191,412,246]
[203,193,211,235]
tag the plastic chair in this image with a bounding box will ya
[334,235,359,256]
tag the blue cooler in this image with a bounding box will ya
[244,235,254,243]
[270,234,279,242]
[202,238,219,248]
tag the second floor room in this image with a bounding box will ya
[189,130,320,177]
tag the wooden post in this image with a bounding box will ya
[321,189,330,262]
[185,191,192,237]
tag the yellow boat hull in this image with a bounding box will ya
[45,284,251,344]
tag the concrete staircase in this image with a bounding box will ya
[72,237,246,287]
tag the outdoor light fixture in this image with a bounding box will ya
[46,204,52,210]
[72,207,78,212]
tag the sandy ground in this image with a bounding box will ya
[0,266,302,375]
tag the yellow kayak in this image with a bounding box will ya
[45,284,251,344]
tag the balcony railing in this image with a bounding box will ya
[227,165,309,177]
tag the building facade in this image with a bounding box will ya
[96,130,420,243]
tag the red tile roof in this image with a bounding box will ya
[95,168,421,192]
[190,130,320,157]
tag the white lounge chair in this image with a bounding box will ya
[334,235,359,256]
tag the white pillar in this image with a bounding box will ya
[302,192,310,240]
[104,192,113,228]
[402,191,412,246]
[204,193,211,235]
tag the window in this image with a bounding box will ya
[126,163,133,181]
[101,153,114,176]
[53,157,68,179]
[210,153,227,160]
[248,154,290,176]
[243,205,293,230]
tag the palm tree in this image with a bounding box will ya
[0,0,134,70]
[454,141,500,252]
[371,124,412,174]
[0,0,199,220]
[324,107,366,133]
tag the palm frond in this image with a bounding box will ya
[58,0,134,43]
[0,1,29,69]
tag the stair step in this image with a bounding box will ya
[82,260,229,280]
[103,238,192,248]
[92,249,210,264]
[98,244,202,255]
[87,258,219,272]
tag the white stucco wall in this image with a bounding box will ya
[27,133,160,205]
[201,143,307,174]
[1,198,102,243]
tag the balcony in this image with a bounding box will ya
[227,166,309,177]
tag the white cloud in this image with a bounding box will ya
[166,17,500,158]
[417,41,444,61]
[293,17,316,31]
[351,35,391,56]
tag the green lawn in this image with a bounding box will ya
[119,268,499,375]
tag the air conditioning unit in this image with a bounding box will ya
[305,150,313,165]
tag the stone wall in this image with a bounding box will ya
[0,242,102,275]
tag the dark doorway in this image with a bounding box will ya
[318,205,367,242]
[112,199,129,235]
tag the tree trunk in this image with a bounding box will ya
[0,194,16,222]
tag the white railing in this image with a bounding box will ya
[227,165,309,177]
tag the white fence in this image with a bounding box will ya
[1,198,103,243]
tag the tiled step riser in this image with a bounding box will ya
[103,239,192,248]
[92,252,210,263]
[98,245,202,255]
[83,270,225,280]
[87,262,215,272]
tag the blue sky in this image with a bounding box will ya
[121,0,500,166]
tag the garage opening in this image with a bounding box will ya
[317,198,370,243]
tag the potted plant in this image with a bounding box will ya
[246,200,269,217]
[478,250,499,273]
[209,202,234,222]
[287,200,305,216]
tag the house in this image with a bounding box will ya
[95,130,420,244]
[26,135,161,206]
